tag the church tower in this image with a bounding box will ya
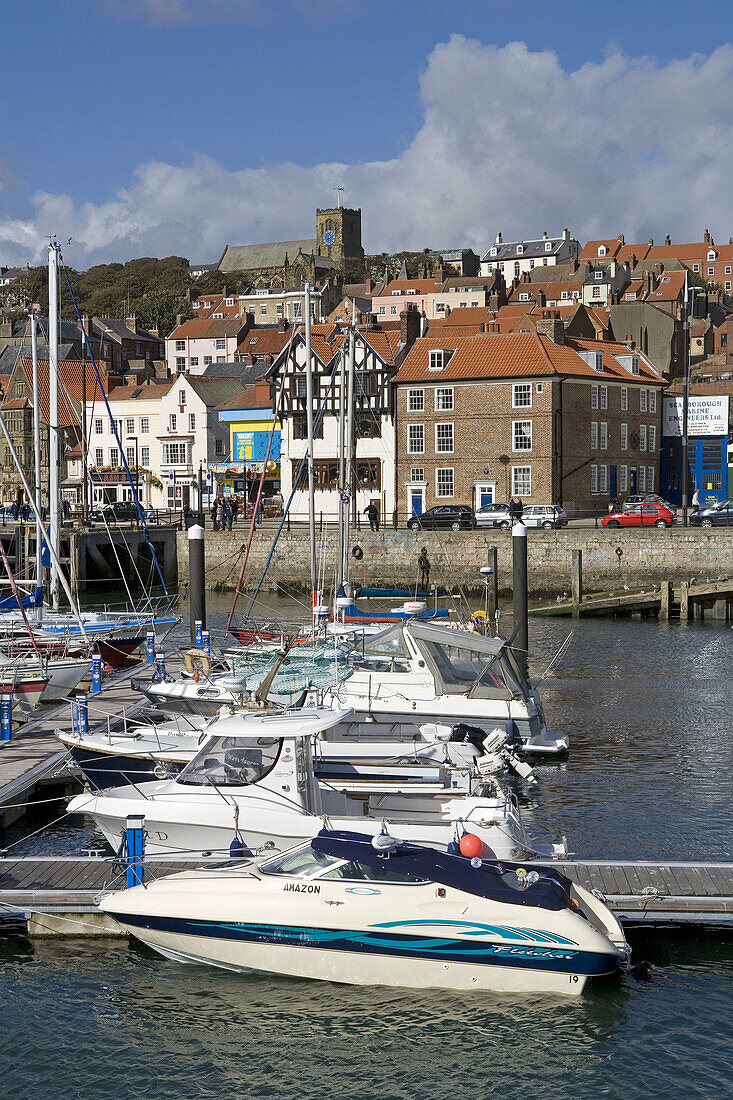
[315,207,364,263]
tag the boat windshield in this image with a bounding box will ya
[260,844,427,883]
[360,626,408,658]
[178,736,282,787]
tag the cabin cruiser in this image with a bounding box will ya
[69,708,565,861]
[100,828,625,996]
[59,704,535,791]
[0,607,180,668]
[316,621,568,755]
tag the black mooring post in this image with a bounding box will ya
[512,521,528,680]
[188,522,206,646]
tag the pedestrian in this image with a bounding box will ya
[364,502,379,531]
[256,497,264,527]
[223,497,233,531]
[509,497,524,524]
[10,501,18,521]
[210,496,219,531]
[691,488,700,514]
[417,546,430,589]
[231,496,240,526]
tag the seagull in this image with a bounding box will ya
[623,584,630,591]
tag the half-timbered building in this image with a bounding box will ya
[268,311,420,525]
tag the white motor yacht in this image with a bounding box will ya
[316,621,568,755]
[69,708,564,861]
[100,828,626,996]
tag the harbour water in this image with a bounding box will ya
[2,595,732,1098]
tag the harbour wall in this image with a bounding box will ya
[177,527,733,597]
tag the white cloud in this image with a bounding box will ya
[2,36,733,268]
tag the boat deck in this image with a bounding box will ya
[0,856,731,933]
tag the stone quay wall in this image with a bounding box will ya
[177,527,733,598]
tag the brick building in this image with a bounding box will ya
[394,319,667,517]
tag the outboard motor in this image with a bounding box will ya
[450,722,489,752]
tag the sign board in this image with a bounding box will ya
[232,429,281,463]
[663,395,729,438]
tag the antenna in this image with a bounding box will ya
[333,185,344,209]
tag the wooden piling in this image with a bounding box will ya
[660,580,672,620]
[571,549,583,618]
[680,582,689,622]
[713,597,728,620]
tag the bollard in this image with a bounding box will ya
[194,619,203,648]
[188,523,206,647]
[145,631,155,664]
[75,693,88,735]
[512,521,528,681]
[201,629,210,657]
[0,692,12,741]
[124,814,145,888]
[91,654,102,693]
[154,652,166,683]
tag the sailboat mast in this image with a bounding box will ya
[336,343,346,594]
[304,282,318,618]
[345,322,356,536]
[48,243,61,611]
[30,309,43,621]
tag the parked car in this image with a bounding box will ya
[522,505,568,529]
[89,501,139,523]
[602,503,675,528]
[474,502,512,529]
[623,494,678,516]
[689,500,733,527]
[407,505,476,532]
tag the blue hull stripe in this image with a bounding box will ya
[117,913,619,976]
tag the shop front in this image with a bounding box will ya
[661,394,730,505]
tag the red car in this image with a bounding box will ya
[602,503,675,529]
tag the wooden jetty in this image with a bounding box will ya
[0,855,731,936]
[0,660,165,829]
[531,549,733,620]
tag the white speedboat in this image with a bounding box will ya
[59,707,534,790]
[317,621,568,755]
[100,828,626,996]
[69,708,564,861]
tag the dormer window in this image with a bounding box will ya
[707,249,716,261]
[545,241,552,252]
[598,245,607,257]
[561,291,569,300]
[391,290,401,295]
[595,270,604,280]
[661,277,670,283]
[516,244,524,255]
[405,289,417,295]
[593,352,604,372]
[225,298,234,306]
[630,357,640,376]
[490,247,497,256]
[428,349,452,372]
[519,293,531,301]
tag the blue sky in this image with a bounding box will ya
[1,0,732,266]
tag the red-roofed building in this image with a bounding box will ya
[394,323,665,515]
[190,292,241,320]
[268,310,421,523]
[166,317,250,375]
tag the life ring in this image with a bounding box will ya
[184,648,212,677]
[352,545,364,560]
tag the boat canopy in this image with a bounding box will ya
[309,830,572,910]
[359,621,527,699]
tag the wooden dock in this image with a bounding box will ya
[0,661,161,828]
[531,549,733,620]
[0,855,731,935]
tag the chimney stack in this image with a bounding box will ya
[536,316,565,345]
[664,234,671,246]
[563,228,570,240]
[496,231,503,245]
[81,314,93,337]
[618,234,625,245]
[704,229,712,244]
[570,255,578,274]
[365,277,372,294]
[399,306,421,352]
[126,314,137,333]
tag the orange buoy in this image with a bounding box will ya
[459,833,483,859]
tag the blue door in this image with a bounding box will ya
[479,487,494,508]
[409,489,424,516]
[609,465,618,500]
[629,467,638,494]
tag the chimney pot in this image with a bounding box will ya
[536,317,564,345]
[618,234,625,245]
